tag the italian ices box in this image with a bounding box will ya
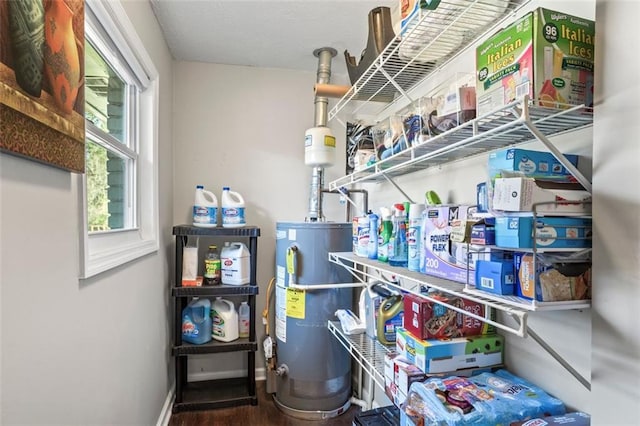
[395,328,503,374]
[476,8,595,116]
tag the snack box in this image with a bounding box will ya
[488,148,579,184]
[403,292,495,340]
[476,8,595,116]
[395,328,504,374]
[495,216,591,249]
[514,252,591,301]
[475,259,516,295]
[492,177,591,214]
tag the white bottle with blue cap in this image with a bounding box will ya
[221,187,246,228]
[193,185,218,227]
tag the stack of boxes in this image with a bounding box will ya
[382,291,504,406]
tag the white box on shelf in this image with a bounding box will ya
[492,177,591,214]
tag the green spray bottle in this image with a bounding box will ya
[377,207,393,262]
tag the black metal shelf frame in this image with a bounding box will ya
[171,225,261,411]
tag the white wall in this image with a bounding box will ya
[172,61,351,376]
[0,1,174,424]
[591,1,640,424]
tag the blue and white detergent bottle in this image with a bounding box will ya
[182,298,212,344]
[193,185,218,227]
[221,187,246,228]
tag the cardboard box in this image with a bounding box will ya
[384,352,401,395]
[403,292,495,340]
[470,223,495,245]
[495,216,592,249]
[395,328,504,374]
[475,259,516,295]
[514,252,591,301]
[394,359,426,395]
[488,148,579,184]
[492,177,591,214]
[476,8,595,116]
[420,205,475,284]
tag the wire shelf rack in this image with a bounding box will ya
[329,0,528,121]
[329,98,593,191]
[327,321,391,392]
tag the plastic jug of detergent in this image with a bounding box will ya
[221,187,246,228]
[376,294,404,346]
[211,297,239,342]
[221,242,250,285]
[193,185,218,228]
[182,298,212,344]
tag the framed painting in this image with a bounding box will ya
[0,0,85,173]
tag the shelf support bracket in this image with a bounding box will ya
[521,101,592,193]
[374,62,414,104]
[511,316,591,390]
[382,173,415,204]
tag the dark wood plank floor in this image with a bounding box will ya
[169,381,363,426]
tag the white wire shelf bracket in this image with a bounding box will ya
[329,0,529,121]
[327,321,391,392]
[329,98,593,192]
[329,251,529,337]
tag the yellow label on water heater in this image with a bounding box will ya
[286,288,306,319]
[324,135,336,147]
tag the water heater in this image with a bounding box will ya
[304,126,336,167]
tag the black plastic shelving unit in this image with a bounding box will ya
[172,225,260,413]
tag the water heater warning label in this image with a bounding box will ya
[286,288,306,319]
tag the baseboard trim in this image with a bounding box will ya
[156,368,266,425]
[156,382,175,426]
[188,367,266,382]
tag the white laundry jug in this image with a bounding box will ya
[221,242,250,285]
[193,185,218,227]
[221,187,246,228]
[211,298,239,342]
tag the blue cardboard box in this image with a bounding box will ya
[488,148,579,183]
[475,259,515,295]
[495,216,592,249]
[470,223,495,245]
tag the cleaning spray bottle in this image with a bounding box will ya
[389,203,408,267]
[408,203,425,271]
[367,210,379,260]
[377,207,393,263]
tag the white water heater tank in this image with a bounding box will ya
[305,126,336,167]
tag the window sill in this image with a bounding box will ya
[80,236,158,279]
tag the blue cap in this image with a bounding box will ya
[223,186,230,190]
[196,185,203,189]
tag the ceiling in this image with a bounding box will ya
[149,0,398,77]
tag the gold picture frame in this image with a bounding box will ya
[0,0,85,173]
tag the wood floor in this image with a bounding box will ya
[169,381,362,426]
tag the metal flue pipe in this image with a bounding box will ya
[307,47,337,222]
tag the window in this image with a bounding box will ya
[80,0,159,278]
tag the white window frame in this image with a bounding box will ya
[79,0,159,279]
